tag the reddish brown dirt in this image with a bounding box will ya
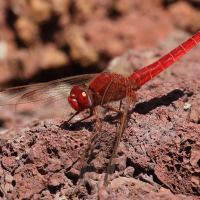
[0,0,200,199]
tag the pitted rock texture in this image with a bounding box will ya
[0,78,199,199]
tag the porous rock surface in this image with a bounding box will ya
[0,77,199,199]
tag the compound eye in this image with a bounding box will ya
[68,86,91,112]
[76,90,91,108]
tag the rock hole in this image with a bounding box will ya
[172,184,176,189]
[197,159,200,168]
[187,139,194,144]
[162,160,166,164]
[22,153,28,159]
[165,165,174,172]
[78,194,85,199]
[47,148,52,154]
[175,164,181,172]
[88,126,93,132]
[74,145,78,149]
[95,144,101,150]
[6,8,17,28]
[66,173,79,185]
[9,145,13,152]
[167,116,171,122]
[0,120,4,128]
[11,152,18,157]
[170,166,174,172]
[147,170,163,185]
[85,182,91,195]
[80,143,84,147]
[192,186,198,193]
[52,148,60,158]
[61,147,67,153]
[37,168,46,175]
[178,156,183,162]
[165,165,169,171]
[186,92,193,97]
[12,180,16,187]
[6,9,26,48]
[97,168,104,174]
[108,7,121,20]
[118,151,124,156]
[185,146,191,155]
[28,137,36,147]
[176,186,180,191]
[126,158,134,168]
[25,157,34,164]
[126,159,144,177]
[0,189,3,197]
[167,152,173,158]
[40,16,60,44]
[48,185,60,194]
[182,168,188,173]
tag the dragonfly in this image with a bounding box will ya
[0,31,199,186]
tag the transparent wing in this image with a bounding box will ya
[0,74,98,119]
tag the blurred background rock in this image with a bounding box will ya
[0,0,199,87]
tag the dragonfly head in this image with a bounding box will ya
[68,86,92,112]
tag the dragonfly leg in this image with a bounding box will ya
[66,111,80,123]
[66,108,95,124]
[102,104,125,124]
[80,108,102,167]
[102,105,124,115]
[104,97,133,186]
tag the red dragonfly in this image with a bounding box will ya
[0,31,200,185]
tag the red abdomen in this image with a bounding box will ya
[129,31,200,88]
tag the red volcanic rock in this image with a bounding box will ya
[72,0,113,22]
[83,11,171,57]
[0,2,199,199]
[0,0,199,87]
[14,17,40,45]
[0,27,199,198]
[2,157,18,172]
[40,44,69,69]
[48,172,65,187]
[28,0,52,23]
[135,191,192,200]
[51,0,70,16]
[63,25,99,66]
[0,77,199,199]
[0,0,179,86]
[13,164,47,199]
[168,1,200,33]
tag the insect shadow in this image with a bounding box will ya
[60,119,96,131]
[133,89,192,115]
